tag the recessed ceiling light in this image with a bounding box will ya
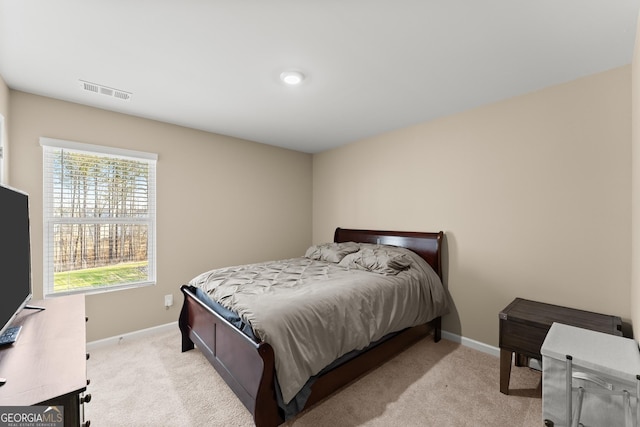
[280,70,305,86]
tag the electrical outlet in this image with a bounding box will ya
[164,294,173,308]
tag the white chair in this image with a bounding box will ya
[541,323,640,427]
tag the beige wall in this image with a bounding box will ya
[632,12,640,339]
[8,91,312,341]
[313,66,632,346]
[0,75,8,183]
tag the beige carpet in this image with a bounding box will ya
[85,329,542,426]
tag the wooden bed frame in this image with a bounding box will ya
[179,228,444,427]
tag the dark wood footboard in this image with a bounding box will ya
[179,285,282,426]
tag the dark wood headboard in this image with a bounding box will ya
[333,227,443,280]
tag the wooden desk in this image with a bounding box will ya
[0,295,89,426]
[499,297,622,394]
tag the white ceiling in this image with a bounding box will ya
[0,1,639,154]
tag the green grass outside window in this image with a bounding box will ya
[54,261,148,291]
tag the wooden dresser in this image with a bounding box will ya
[0,294,91,426]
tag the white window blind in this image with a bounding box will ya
[41,138,157,296]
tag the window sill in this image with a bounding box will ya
[44,280,156,298]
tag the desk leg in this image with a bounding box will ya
[515,353,528,367]
[500,349,512,394]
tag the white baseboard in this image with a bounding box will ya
[442,330,541,370]
[88,323,506,363]
[87,321,178,351]
[442,330,500,358]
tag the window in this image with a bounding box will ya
[41,138,157,296]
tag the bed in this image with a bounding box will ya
[179,227,448,426]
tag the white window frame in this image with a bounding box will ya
[0,114,5,184]
[40,137,157,296]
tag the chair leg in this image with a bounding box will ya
[572,387,584,427]
[636,375,640,427]
[566,355,573,427]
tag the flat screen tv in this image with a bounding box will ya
[0,184,33,341]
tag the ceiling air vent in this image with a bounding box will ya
[79,80,132,101]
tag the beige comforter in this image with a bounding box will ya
[189,244,449,404]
